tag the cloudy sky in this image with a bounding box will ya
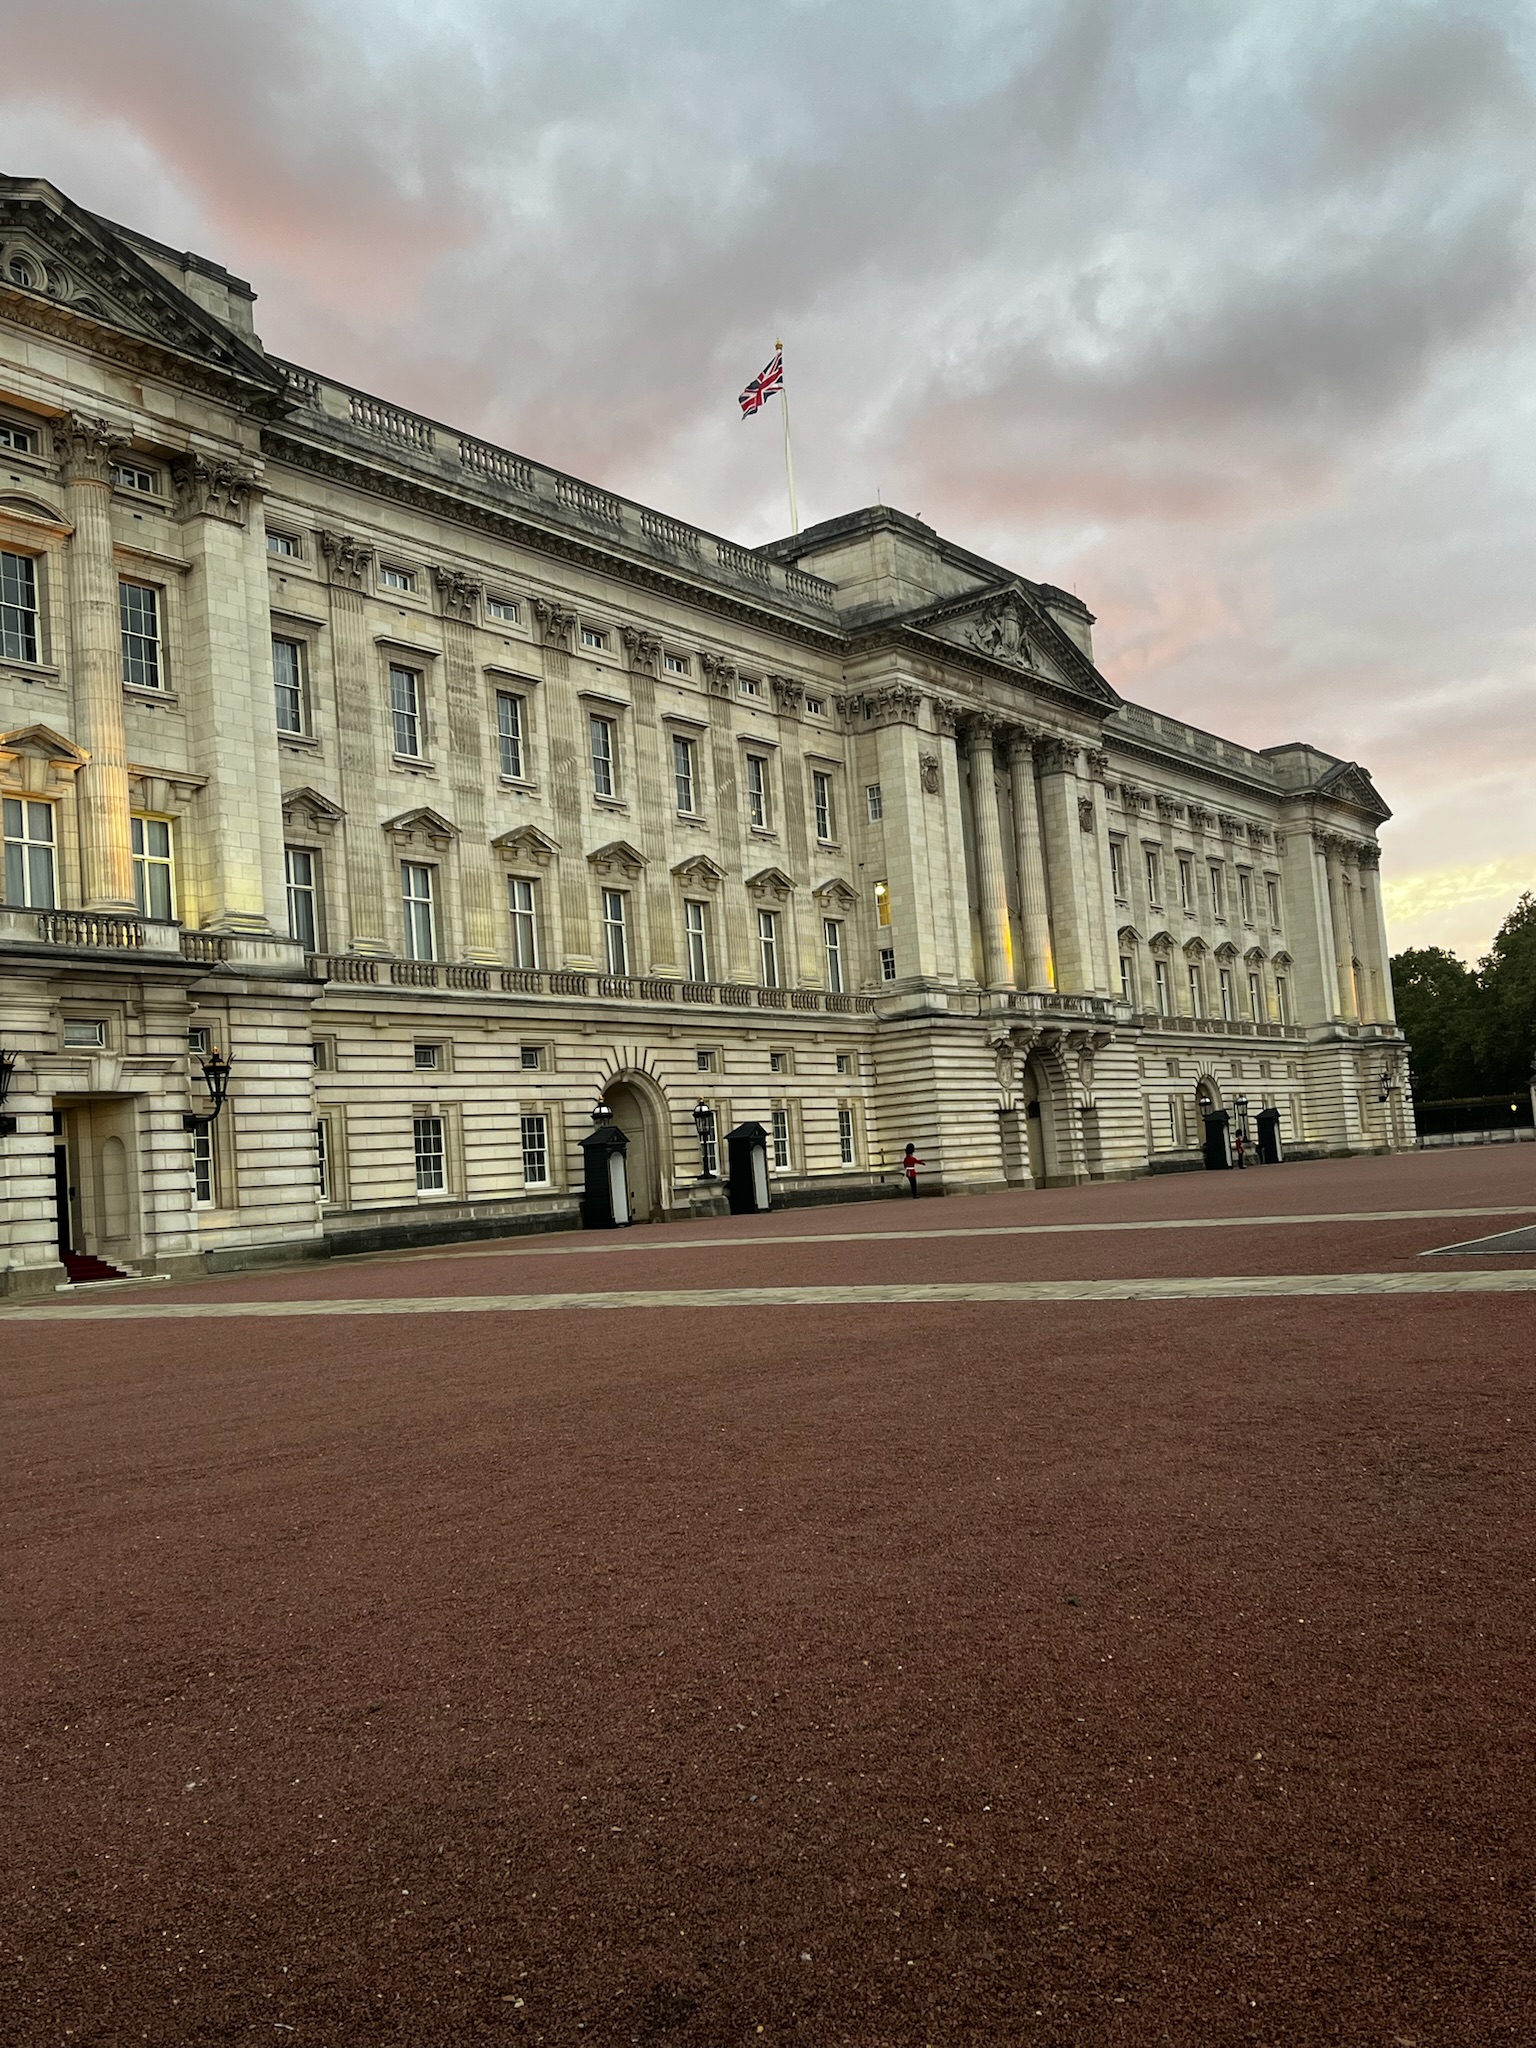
[5,0,1532,962]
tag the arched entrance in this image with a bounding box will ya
[602,1075,668,1223]
[1019,1056,1061,1186]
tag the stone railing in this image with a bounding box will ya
[269,357,840,617]
[181,931,228,964]
[303,955,877,1015]
[1133,1010,1306,1041]
[33,911,143,951]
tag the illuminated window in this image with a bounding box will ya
[130,815,175,920]
[874,880,891,927]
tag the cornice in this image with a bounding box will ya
[1103,730,1282,808]
[847,619,1109,723]
[0,289,289,417]
[262,428,847,655]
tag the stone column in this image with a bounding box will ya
[54,414,135,911]
[1004,729,1056,990]
[962,715,1013,990]
[1322,836,1357,1021]
[1356,843,1395,1024]
[319,532,391,953]
[434,568,500,961]
[532,600,593,965]
[623,627,678,973]
[173,454,277,932]
[1038,738,1093,994]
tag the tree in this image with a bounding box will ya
[1476,892,1536,1092]
[1389,945,1482,1100]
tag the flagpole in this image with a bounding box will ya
[776,337,800,535]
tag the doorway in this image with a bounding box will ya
[602,1077,667,1223]
[50,1098,140,1264]
[1020,1058,1059,1185]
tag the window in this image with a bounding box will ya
[401,861,436,960]
[673,734,697,813]
[696,1048,717,1073]
[1275,974,1291,1024]
[1187,964,1203,1017]
[602,888,630,975]
[771,1106,791,1170]
[1248,971,1264,1021]
[521,1113,550,1186]
[413,1115,446,1193]
[379,564,415,592]
[1,551,39,662]
[111,463,158,495]
[684,899,709,983]
[1154,958,1172,1016]
[314,1120,330,1202]
[6,256,38,289]
[769,1049,789,1075]
[1108,839,1127,898]
[0,419,37,453]
[267,531,300,558]
[1144,847,1161,904]
[119,581,162,690]
[664,651,689,675]
[1265,876,1281,925]
[193,1125,216,1207]
[1219,968,1235,1019]
[508,875,538,968]
[812,770,834,841]
[590,714,616,797]
[581,625,608,651]
[311,1037,333,1070]
[189,1027,212,1055]
[285,846,319,949]
[272,638,306,735]
[880,947,897,982]
[131,815,174,920]
[1238,870,1255,922]
[838,1107,857,1166]
[413,1042,440,1071]
[805,695,825,716]
[1178,858,1195,913]
[496,691,526,780]
[1119,953,1134,1003]
[746,754,769,829]
[486,596,519,623]
[520,1044,543,1071]
[63,1019,106,1049]
[836,1052,855,1076]
[3,797,55,907]
[390,665,423,758]
[738,676,761,698]
[874,880,892,927]
[866,783,884,822]
[823,917,844,993]
[1208,865,1225,919]
[757,907,780,987]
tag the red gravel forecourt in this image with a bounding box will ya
[3,1148,1534,2046]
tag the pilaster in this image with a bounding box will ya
[319,531,390,953]
[532,599,593,964]
[434,567,500,961]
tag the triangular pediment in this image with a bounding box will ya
[587,839,646,876]
[901,579,1120,708]
[382,805,458,844]
[492,824,559,865]
[281,785,345,829]
[811,877,859,909]
[671,853,727,885]
[0,178,285,401]
[0,722,87,765]
[1317,760,1391,821]
[745,865,796,899]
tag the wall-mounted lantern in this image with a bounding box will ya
[183,1047,234,1132]
[0,1046,18,1138]
[691,1098,718,1180]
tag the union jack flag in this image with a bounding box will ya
[739,349,784,417]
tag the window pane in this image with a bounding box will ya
[603,889,628,975]
[497,693,524,779]
[390,667,421,756]
[673,735,694,812]
[823,918,843,993]
[508,875,538,968]
[413,1116,445,1192]
[521,1114,550,1186]
[758,909,778,987]
[684,900,708,982]
[0,550,38,663]
[273,639,304,732]
[591,716,614,796]
[119,582,161,689]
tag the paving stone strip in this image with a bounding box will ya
[7,1269,1536,1318]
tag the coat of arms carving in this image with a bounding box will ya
[965,590,1033,667]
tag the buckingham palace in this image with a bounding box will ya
[0,175,1413,1294]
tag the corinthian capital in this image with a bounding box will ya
[532,597,577,650]
[319,530,375,591]
[621,625,664,674]
[172,453,258,525]
[433,565,483,622]
[53,412,129,485]
[959,711,998,750]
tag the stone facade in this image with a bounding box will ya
[0,177,1413,1294]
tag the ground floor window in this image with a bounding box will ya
[414,1115,446,1193]
[192,1125,215,1206]
[771,1106,791,1171]
[315,1120,330,1202]
[521,1113,550,1187]
[838,1106,856,1166]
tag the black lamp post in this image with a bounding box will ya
[0,1045,18,1138]
[183,1047,234,1132]
[1233,1092,1250,1168]
[692,1098,717,1179]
